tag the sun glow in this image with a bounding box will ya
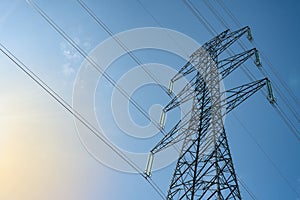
[0,91,88,200]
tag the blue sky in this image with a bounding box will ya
[0,0,299,200]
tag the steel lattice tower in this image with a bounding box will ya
[145,26,275,199]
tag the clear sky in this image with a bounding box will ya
[0,0,299,200]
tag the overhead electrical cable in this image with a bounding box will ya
[183,0,300,198]
[217,0,300,110]
[135,0,191,58]
[203,0,299,137]
[182,0,259,88]
[233,113,300,197]
[183,0,299,141]
[136,0,258,199]
[204,0,300,123]
[76,0,170,96]
[0,42,166,200]
[76,0,187,157]
[26,0,172,139]
[196,0,300,198]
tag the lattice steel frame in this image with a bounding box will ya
[145,27,275,200]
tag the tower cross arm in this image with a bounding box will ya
[223,78,275,114]
[218,48,258,79]
[192,26,251,59]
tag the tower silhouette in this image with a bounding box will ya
[145,26,275,199]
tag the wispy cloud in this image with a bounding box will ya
[62,63,75,77]
[60,38,80,61]
[59,36,93,77]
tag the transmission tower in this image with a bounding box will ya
[145,26,275,199]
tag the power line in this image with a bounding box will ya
[252,39,300,108]
[20,0,298,198]
[23,4,214,199]
[8,0,168,197]
[214,0,300,115]
[184,0,300,140]
[92,1,258,198]
[26,0,171,140]
[0,42,166,199]
[215,0,242,27]
[26,0,192,197]
[76,0,188,160]
[204,0,300,123]
[236,174,258,200]
[182,0,259,87]
[183,0,216,35]
[233,113,300,198]
[258,66,300,122]
[73,1,253,197]
[182,1,260,198]
[182,0,300,198]
[217,0,298,110]
[135,0,261,198]
[27,0,192,162]
[136,1,261,199]
[272,104,300,142]
[203,0,229,29]
[196,0,300,198]
[76,0,170,96]
[135,0,190,58]
[205,0,300,137]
